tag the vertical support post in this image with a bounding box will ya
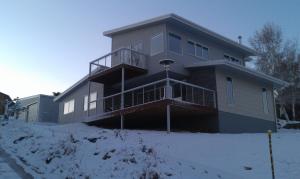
[121,67,125,129]
[202,89,205,106]
[87,81,91,117]
[121,114,124,130]
[87,63,92,117]
[167,104,171,133]
[165,69,172,99]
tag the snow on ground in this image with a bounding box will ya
[0,119,300,179]
[0,156,21,179]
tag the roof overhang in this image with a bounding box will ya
[103,13,256,56]
[54,75,88,102]
[185,60,289,88]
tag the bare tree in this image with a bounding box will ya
[249,23,283,76]
[250,23,300,120]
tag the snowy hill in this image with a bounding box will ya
[0,119,300,179]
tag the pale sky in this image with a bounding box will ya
[1,0,299,99]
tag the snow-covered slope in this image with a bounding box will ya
[0,119,299,179]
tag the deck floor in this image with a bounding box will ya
[86,99,218,132]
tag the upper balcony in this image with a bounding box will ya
[89,48,148,84]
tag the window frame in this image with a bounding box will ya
[186,39,209,60]
[168,33,183,55]
[84,92,97,111]
[64,99,75,115]
[262,88,269,114]
[224,53,241,64]
[226,77,234,105]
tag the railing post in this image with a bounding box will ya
[142,88,145,104]
[87,63,92,117]
[202,89,205,106]
[167,104,171,133]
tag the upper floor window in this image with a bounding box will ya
[187,40,209,59]
[150,33,164,56]
[224,54,241,64]
[64,99,75,115]
[226,77,234,105]
[84,92,97,111]
[262,88,269,114]
[187,41,195,55]
[133,42,143,52]
[168,33,182,54]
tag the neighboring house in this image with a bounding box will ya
[54,14,288,133]
[0,92,12,115]
[18,94,59,123]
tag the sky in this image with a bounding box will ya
[0,0,299,99]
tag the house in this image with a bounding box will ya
[54,14,288,133]
[0,92,12,116]
[18,94,59,123]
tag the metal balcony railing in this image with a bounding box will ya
[89,47,147,75]
[88,78,216,115]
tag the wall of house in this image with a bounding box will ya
[38,95,58,123]
[215,67,276,133]
[57,81,103,123]
[18,96,40,122]
[110,22,248,79]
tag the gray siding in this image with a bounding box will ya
[18,95,58,123]
[18,96,39,121]
[215,67,276,122]
[57,81,103,123]
[111,22,248,77]
[218,111,276,133]
[39,95,58,123]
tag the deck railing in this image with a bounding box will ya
[89,47,147,75]
[89,78,216,115]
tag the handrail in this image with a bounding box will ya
[169,79,215,92]
[90,47,148,65]
[100,79,167,100]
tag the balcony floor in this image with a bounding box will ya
[89,64,147,85]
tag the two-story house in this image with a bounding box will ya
[54,14,288,133]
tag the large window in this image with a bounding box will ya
[150,33,163,56]
[168,33,182,54]
[226,77,234,105]
[84,92,97,111]
[262,88,269,114]
[187,40,209,59]
[64,99,75,114]
[224,54,241,64]
[187,41,195,55]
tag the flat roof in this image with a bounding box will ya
[103,13,256,56]
[185,60,289,88]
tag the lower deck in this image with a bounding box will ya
[86,99,218,132]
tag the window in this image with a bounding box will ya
[150,33,163,56]
[187,40,209,59]
[64,99,75,114]
[196,44,203,57]
[133,42,143,52]
[262,88,269,114]
[202,47,209,59]
[84,92,97,111]
[168,33,182,54]
[224,54,241,64]
[187,41,195,55]
[226,77,234,105]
